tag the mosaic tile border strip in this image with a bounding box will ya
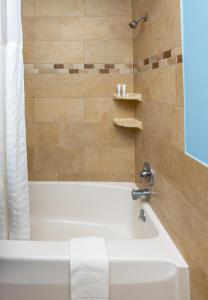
[24,47,182,74]
[24,63,133,74]
[134,46,182,72]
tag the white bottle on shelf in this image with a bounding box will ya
[117,84,121,97]
[122,84,127,98]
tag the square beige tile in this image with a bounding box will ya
[108,0,132,16]
[60,17,108,40]
[35,0,84,16]
[109,17,132,40]
[33,147,59,173]
[26,122,59,147]
[25,98,34,122]
[85,40,133,64]
[22,0,35,16]
[84,0,108,16]
[29,171,58,181]
[34,98,84,122]
[22,17,35,41]
[83,146,134,180]
[22,17,60,41]
[58,147,84,174]
[34,41,84,63]
[23,42,35,63]
[107,40,133,63]
[33,17,59,40]
[28,74,59,97]
[85,40,108,63]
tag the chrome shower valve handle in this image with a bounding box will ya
[139,162,154,187]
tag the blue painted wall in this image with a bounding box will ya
[181,0,208,166]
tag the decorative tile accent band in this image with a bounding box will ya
[133,46,182,72]
[24,47,182,75]
[24,63,133,74]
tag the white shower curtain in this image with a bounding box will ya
[0,0,30,239]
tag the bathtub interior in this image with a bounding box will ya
[29,182,158,241]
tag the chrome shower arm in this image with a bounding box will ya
[135,13,148,23]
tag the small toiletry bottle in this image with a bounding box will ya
[117,84,121,97]
[122,84,127,98]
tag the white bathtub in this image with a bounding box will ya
[0,182,189,300]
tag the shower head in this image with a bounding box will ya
[129,13,148,29]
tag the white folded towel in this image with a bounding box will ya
[70,236,109,300]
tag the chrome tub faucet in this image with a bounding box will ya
[132,188,151,201]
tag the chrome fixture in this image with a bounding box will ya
[139,162,154,187]
[132,188,151,201]
[131,162,154,201]
[139,208,146,222]
[129,13,148,29]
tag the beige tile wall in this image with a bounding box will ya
[22,0,135,181]
[132,0,208,299]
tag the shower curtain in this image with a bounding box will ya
[0,0,30,239]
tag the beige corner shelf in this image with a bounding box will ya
[113,118,143,130]
[113,93,143,102]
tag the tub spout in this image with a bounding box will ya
[131,188,151,201]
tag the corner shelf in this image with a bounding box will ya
[113,118,143,130]
[113,93,143,102]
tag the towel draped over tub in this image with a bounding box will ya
[70,237,109,300]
